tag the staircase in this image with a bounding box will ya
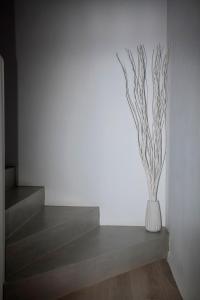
[4,167,169,300]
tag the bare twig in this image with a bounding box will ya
[117,45,168,201]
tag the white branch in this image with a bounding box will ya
[117,45,169,201]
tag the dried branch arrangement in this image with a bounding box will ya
[117,45,169,202]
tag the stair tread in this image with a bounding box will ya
[10,226,168,281]
[6,186,44,210]
[6,206,99,245]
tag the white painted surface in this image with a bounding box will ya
[16,0,167,225]
[167,0,200,299]
[145,201,162,233]
[0,56,5,300]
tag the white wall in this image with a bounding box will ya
[15,0,167,225]
[167,0,200,299]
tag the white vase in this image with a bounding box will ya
[145,200,162,232]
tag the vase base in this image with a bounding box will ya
[145,227,161,233]
[145,200,162,233]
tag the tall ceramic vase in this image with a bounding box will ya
[145,200,162,232]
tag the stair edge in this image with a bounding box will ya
[4,234,168,300]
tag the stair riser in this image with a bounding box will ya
[6,189,44,238]
[6,208,99,278]
[5,168,16,191]
[5,236,168,300]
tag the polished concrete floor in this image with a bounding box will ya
[60,259,182,300]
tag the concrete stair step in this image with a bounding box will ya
[5,167,16,191]
[5,226,168,300]
[5,187,44,239]
[6,206,99,278]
